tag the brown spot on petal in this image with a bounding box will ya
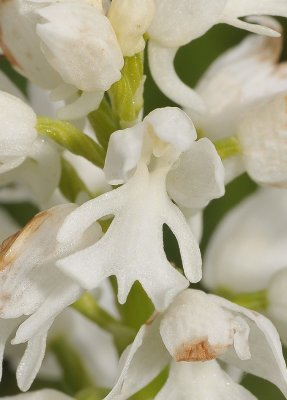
[0,210,50,271]
[175,340,226,362]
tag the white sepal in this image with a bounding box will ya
[36,1,123,92]
[211,295,287,397]
[159,290,234,362]
[167,138,225,209]
[203,188,287,292]
[148,42,206,112]
[105,317,169,400]
[108,0,155,57]
[238,92,287,187]
[155,360,257,400]
[0,205,102,390]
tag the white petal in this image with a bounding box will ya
[148,42,206,112]
[222,0,287,36]
[238,92,287,187]
[16,331,48,392]
[144,107,197,153]
[203,188,287,292]
[53,307,119,388]
[0,0,61,89]
[36,1,123,91]
[105,317,169,400]
[108,0,155,57]
[0,91,37,160]
[211,295,287,397]
[28,84,63,118]
[148,0,227,47]
[12,280,81,344]
[159,290,233,362]
[167,138,225,209]
[0,138,61,206]
[57,91,104,120]
[155,360,256,400]
[189,22,286,141]
[104,123,146,184]
[58,164,198,310]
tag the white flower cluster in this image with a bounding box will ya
[0,1,287,399]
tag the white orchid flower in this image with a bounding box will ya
[0,204,102,391]
[0,0,122,119]
[56,107,224,310]
[147,2,287,112]
[0,91,60,206]
[104,289,287,399]
[186,19,287,183]
[203,188,287,293]
[0,0,154,119]
[6,306,119,387]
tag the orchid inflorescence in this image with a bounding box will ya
[1,1,287,399]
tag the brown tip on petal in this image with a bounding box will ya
[145,312,159,326]
[175,340,222,362]
[0,210,49,271]
[0,28,21,69]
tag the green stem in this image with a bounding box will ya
[217,288,268,311]
[37,117,105,168]
[88,97,120,151]
[72,292,136,354]
[214,135,241,160]
[49,336,93,395]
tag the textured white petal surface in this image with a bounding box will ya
[0,0,61,89]
[212,295,287,397]
[155,361,256,400]
[105,317,169,400]
[58,164,201,310]
[222,0,287,35]
[0,138,61,206]
[203,188,287,292]
[167,138,225,209]
[148,43,205,112]
[148,0,227,47]
[160,290,234,362]
[37,1,123,91]
[108,0,154,57]
[189,22,287,141]
[239,92,287,187]
[0,91,36,160]
[144,107,197,153]
[104,123,145,184]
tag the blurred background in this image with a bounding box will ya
[0,20,287,399]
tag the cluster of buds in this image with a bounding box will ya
[0,1,287,399]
